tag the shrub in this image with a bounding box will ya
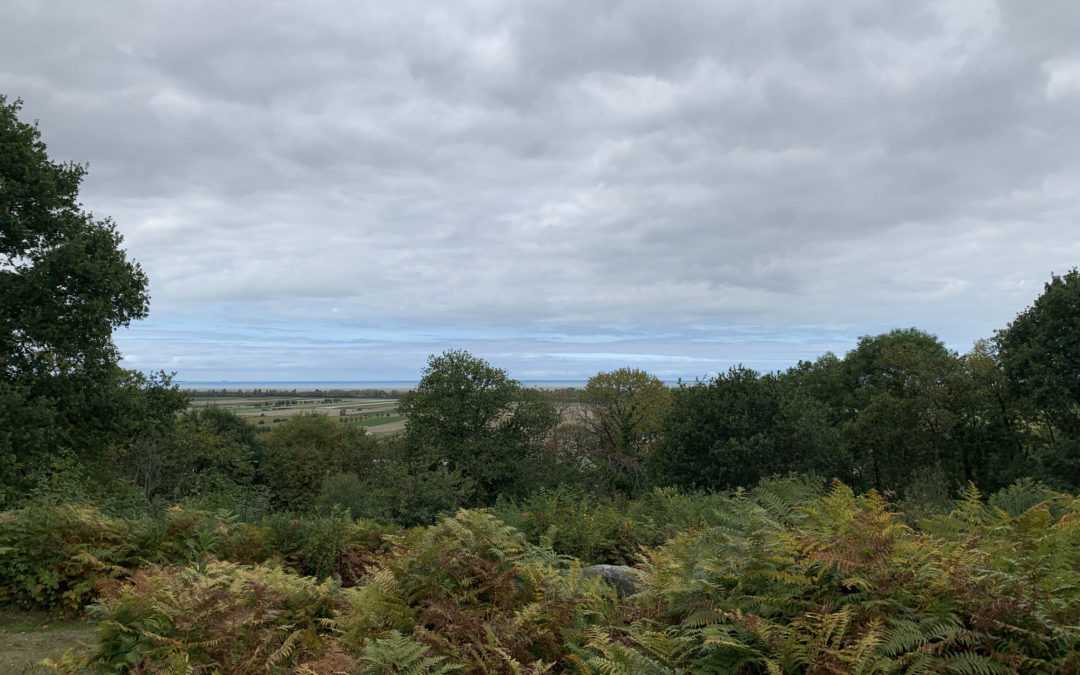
[261,506,383,581]
[53,561,347,673]
[337,509,612,672]
[324,462,475,528]
[495,488,660,565]
[0,504,130,615]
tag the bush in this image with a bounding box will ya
[336,509,611,672]
[29,482,1080,673]
[496,477,828,565]
[0,503,391,615]
[495,488,661,565]
[53,561,347,673]
[262,506,385,581]
[319,462,474,528]
[260,413,379,511]
[988,476,1058,517]
[0,505,130,615]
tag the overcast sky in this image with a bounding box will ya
[3,0,1078,382]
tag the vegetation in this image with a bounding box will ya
[579,368,672,493]
[398,350,559,505]
[5,479,1076,673]
[5,98,1080,670]
[0,95,187,509]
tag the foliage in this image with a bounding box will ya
[0,502,390,615]
[785,329,1032,496]
[649,367,843,491]
[355,631,462,674]
[259,413,379,511]
[44,561,347,673]
[0,505,130,616]
[495,488,662,565]
[318,462,475,528]
[578,368,673,493]
[398,350,558,504]
[0,96,187,504]
[335,508,610,673]
[127,406,267,513]
[495,477,828,567]
[14,479,1080,673]
[621,479,1080,673]
[996,268,1080,488]
[986,476,1057,518]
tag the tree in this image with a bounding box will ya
[579,368,672,492]
[397,350,558,504]
[837,329,961,490]
[129,406,263,507]
[259,413,378,511]
[996,269,1080,487]
[0,96,184,502]
[648,366,843,491]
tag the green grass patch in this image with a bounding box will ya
[0,612,95,673]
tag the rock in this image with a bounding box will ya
[582,564,642,597]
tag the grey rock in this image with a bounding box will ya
[583,564,642,597]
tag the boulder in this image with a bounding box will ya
[582,564,641,597]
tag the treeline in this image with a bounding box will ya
[3,271,1079,525]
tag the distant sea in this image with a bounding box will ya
[176,380,590,391]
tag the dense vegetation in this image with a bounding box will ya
[5,478,1079,672]
[4,96,1080,671]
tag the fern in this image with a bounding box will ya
[357,631,461,674]
[945,652,1012,675]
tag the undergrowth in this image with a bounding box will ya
[6,476,1079,673]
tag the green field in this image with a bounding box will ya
[188,394,404,434]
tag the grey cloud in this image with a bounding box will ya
[4,0,1080,378]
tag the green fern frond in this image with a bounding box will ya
[945,652,1011,675]
[357,631,461,674]
[881,619,929,656]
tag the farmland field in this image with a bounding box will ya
[188,393,403,434]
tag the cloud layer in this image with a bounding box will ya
[3,0,1078,380]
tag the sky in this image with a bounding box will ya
[3,0,1079,383]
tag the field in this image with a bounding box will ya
[189,394,405,434]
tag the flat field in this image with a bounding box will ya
[188,395,404,435]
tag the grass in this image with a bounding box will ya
[353,415,405,427]
[0,612,95,673]
[191,396,401,424]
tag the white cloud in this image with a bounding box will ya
[1044,56,1080,100]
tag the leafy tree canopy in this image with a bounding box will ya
[259,413,377,511]
[996,269,1080,487]
[0,95,185,503]
[580,367,672,492]
[996,269,1080,435]
[397,349,557,504]
[650,366,843,491]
